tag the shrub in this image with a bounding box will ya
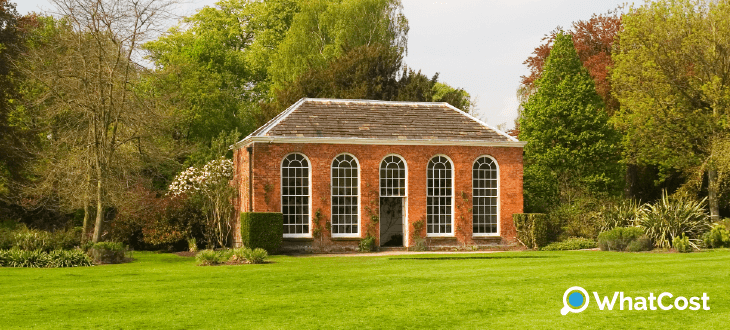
[548,202,600,240]
[111,186,205,251]
[0,229,12,250]
[0,219,18,230]
[196,249,232,266]
[89,242,128,264]
[636,192,711,248]
[599,199,641,232]
[0,249,50,267]
[702,224,730,248]
[9,227,84,252]
[673,234,693,253]
[49,227,83,251]
[626,237,653,252]
[240,212,283,253]
[13,228,53,252]
[47,249,93,267]
[540,237,597,251]
[245,248,268,264]
[0,249,92,268]
[196,249,219,265]
[359,235,376,252]
[513,213,549,249]
[234,247,268,264]
[188,238,198,252]
[597,227,647,251]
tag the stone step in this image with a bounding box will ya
[378,247,407,252]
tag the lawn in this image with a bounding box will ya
[2,250,729,329]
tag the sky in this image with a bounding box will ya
[15,0,630,129]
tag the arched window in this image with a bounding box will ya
[427,156,453,235]
[473,156,499,235]
[380,155,406,197]
[331,154,359,236]
[281,153,310,237]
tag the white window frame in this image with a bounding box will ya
[331,153,361,238]
[281,153,312,238]
[472,155,500,237]
[379,154,408,197]
[379,154,409,245]
[426,154,455,237]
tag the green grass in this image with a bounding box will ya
[2,250,729,329]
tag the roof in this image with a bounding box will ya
[233,98,525,149]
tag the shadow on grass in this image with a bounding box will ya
[389,255,558,261]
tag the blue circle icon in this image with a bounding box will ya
[568,292,584,307]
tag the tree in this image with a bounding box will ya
[520,10,622,115]
[612,0,730,221]
[21,0,178,242]
[519,32,622,212]
[268,0,408,92]
[263,43,473,118]
[144,0,298,146]
[0,0,32,201]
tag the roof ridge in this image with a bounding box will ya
[302,98,446,106]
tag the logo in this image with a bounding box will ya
[561,286,589,315]
[561,287,710,315]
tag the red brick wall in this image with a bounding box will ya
[233,142,523,249]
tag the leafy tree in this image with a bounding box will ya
[520,10,622,115]
[144,0,298,145]
[520,32,622,212]
[268,0,408,92]
[0,0,32,201]
[264,44,472,117]
[612,0,730,221]
[20,0,178,242]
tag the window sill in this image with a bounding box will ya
[283,236,314,242]
[426,235,456,239]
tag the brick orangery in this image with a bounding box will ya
[231,98,525,252]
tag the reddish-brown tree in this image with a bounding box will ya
[520,10,622,115]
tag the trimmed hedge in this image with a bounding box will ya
[513,213,549,249]
[240,212,283,253]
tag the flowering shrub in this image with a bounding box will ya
[168,158,235,248]
[168,159,233,197]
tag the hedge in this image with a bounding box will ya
[240,212,283,253]
[513,213,549,249]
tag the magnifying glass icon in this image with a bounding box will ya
[561,286,589,315]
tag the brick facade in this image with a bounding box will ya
[233,142,523,251]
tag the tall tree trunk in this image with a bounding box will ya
[92,164,104,243]
[625,164,637,199]
[708,169,720,222]
[82,196,91,242]
[81,166,92,242]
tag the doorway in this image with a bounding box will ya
[380,197,404,247]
